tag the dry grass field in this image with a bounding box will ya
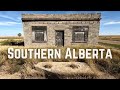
[0,35,119,79]
[99,35,120,41]
[99,35,120,49]
[0,36,23,39]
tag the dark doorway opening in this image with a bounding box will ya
[55,30,64,46]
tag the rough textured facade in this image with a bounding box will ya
[22,14,101,47]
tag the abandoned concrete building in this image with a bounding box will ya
[22,13,101,47]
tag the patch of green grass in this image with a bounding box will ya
[0,39,13,45]
[98,42,120,49]
[0,39,24,46]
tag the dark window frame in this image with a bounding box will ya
[72,26,89,43]
[32,26,47,43]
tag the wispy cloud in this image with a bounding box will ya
[0,15,20,22]
[0,21,21,26]
[103,21,120,25]
[17,17,21,21]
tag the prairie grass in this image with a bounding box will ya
[0,44,120,62]
[0,39,24,46]
[99,35,120,41]
[0,36,23,39]
[99,42,120,49]
[0,44,120,78]
[44,71,97,79]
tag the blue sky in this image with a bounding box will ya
[0,11,120,36]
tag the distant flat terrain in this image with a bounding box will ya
[0,36,23,39]
[99,35,120,41]
[0,36,23,41]
[99,40,120,45]
[99,35,120,49]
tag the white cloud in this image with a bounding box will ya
[103,21,120,25]
[0,15,21,21]
[0,21,21,26]
[17,17,21,21]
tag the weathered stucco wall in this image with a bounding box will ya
[22,14,101,47]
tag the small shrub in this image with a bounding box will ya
[17,59,25,65]
[77,59,86,62]
[94,59,120,78]
[0,50,8,66]
[95,60,109,72]
[109,64,120,74]
[74,73,97,79]
[9,65,22,74]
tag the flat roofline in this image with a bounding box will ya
[22,13,101,22]
[22,18,101,22]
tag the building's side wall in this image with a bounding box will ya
[23,21,100,47]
